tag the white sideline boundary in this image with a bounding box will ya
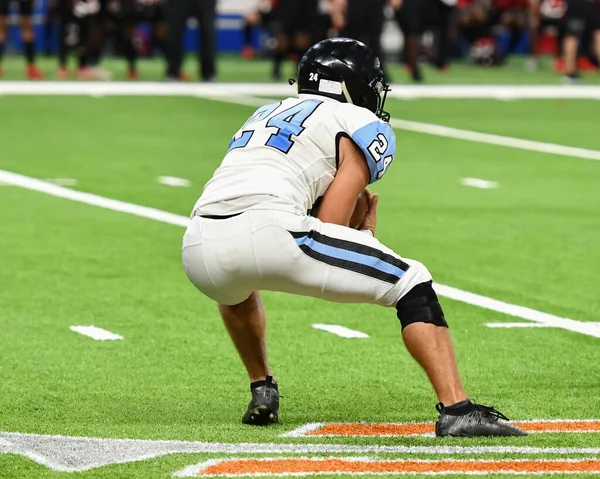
[2,82,600,99]
[1,169,599,339]
[2,82,600,162]
[3,430,600,472]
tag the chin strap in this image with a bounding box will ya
[341,81,354,104]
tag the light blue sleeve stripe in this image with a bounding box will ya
[295,236,406,279]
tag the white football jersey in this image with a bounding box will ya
[193,94,396,217]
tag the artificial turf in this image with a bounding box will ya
[0,91,599,478]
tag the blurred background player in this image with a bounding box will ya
[561,0,600,81]
[54,0,95,79]
[164,0,217,81]
[528,0,566,71]
[0,0,43,78]
[488,0,528,59]
[241,0,275,60]
[394,0,456,81]
[271,0,318,80]
[329,0,387,63]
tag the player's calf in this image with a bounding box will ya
[395,280,526,437]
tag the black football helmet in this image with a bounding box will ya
[293,38,391,122]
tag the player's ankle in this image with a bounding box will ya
[440,398,474,415]
[250,375,277,390]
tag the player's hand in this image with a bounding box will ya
[360,188,379,236]
[389,0,403,9]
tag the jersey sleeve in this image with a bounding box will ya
[337,106,397,184]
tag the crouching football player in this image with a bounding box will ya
[182,37,526,437]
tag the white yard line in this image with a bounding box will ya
[3,82,600,162]
[486,322,554,328]
[433,283,600,338]
[70,325,123,341]
[0,168,597,339]
[460,178,499,189]
[391,118,600,162]
[192,91,600,163]
[189,91,600,163]
[0,169,188,228]
[2,430,600,472]
[2,82,600,99]
[312,324,369,339]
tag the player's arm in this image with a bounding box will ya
[316,136,370,228]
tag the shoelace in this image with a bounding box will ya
[473,403,510,422]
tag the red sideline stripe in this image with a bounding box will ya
[198,458,600,476]
[305,420,600,437]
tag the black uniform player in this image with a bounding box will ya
[241,0,278,60]
[395,0,455,81]
[0,0,43,78]
[562,0,600,80]
[272,0,318,80]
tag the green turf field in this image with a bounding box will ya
[0,86,599,478]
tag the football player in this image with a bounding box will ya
[0,0,43,78]
[182,38,526,437]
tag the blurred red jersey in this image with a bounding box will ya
[492,0,527,9]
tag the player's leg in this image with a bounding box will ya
[19,0,43,78]
[0,1,7,77]
[562,0,586,81]
[195,0,217,81]
[182,214,279,425]
[250,213,525,436]
[164,0,188,79]
[219,292,273,384]
[263,221,466,406]
[396,0,424,82]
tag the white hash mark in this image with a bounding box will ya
[460,177,499,189]
[486,322,554,328]
[157,176,191,187]
[70,325,123,341]
[312,324,369,339]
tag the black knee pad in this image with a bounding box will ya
[396,281,448,330]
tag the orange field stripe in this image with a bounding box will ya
[197,458,600,476]
[305,420,600,437]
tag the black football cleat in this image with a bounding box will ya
[435,401,527,437]
[242,375,279,426]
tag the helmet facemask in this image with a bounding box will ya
[342,77,391,123]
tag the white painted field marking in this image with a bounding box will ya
[191,90,600,163]
[2,430,600,472]
[312,324,369,339]
[460,177,499,189]
[280,423,326,438]
[70,325,123,341]
[0,177,78,187]
[2,82,600,99]
[2,82,600,163]
[46,178,78,186]
[157,176,191,187]
[390,118,600,162]
[0,170,188,227]
[0,168,598,339]
[433,283,600,338]
[486,322,553,328]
